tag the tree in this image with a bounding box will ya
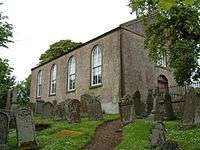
[0,3,13,48]
[39,39,82,65]
[0,58,15,108]
[129,0,200,85]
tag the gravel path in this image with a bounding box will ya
[83,119,122,150]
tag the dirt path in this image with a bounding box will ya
[83,119,122,150]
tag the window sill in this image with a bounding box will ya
[67,89,76,93]
[49,93,56,97]
[155,65,168,70]
[36,96,42,100]
[89,84,103,89]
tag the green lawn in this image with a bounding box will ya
[8,114,119,150]
[116,119,200,150]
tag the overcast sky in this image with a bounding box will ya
[0,0,135,81]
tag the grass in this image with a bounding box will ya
[116,119,200,150]
[8,114,119,150]
[115,119,152,150]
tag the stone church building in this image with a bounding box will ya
[30,19,176,114]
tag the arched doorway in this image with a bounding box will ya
[157,75,169,93]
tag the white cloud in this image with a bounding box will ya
[0,0,135,81]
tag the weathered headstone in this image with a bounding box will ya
[146,90,154,115]
[54,102,67,120]
[148,91,163,122]
[42,102,54,117]
[66,99,81,123]
[149,122,166,148]
[87,96,103,121]
[15,108,38,149]
[119,94,135,125]
[182,89,200,126]
[5,90,12,110]
[80,94,91,117]
[164,92,176,120]
[35,100,45,114]
[133,90,144,116]
[0,112,9,150]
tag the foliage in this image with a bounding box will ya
[0,58,15,108]
[129,0,200,85]
[0,3,13,48]
[39,39,82,65]
[15,80,30,106]
[8,114,119,150]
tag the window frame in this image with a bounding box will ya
[91,45,103,87]
[157,52,167,68]
[49,64,57,96]
[36,70,42,98]
[67,56,76,92]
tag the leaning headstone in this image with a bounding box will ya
[149,122,166,148]
[146,90,154,115]
[182,89,200,126]
[15,108,38,149]
[119,94,135,125]
[0,112,9,150]
[35,100,45,114]
[164,92,176,120]
[42,102,54,117]
[80,94,91,117]
[66,99,81,123]
[87,96,103,121]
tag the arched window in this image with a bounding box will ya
[68,57,76,91]
[50,64,57,95]
[158,75,168,93]
[36,70,42,97]
[91,45,102,86]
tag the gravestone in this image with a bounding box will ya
[148,91,163,122]
[119,94,135,125]
[133,90,144,116]
[80,94,92,117]
[149,122,166,148]
[28,102,35,114]
[5,90,12,110]
[42,102,54,117]
[66,99,81,123]
[15,108,38,149]
[0,112,9,150]
[182,89,200,126]
[87,96,103,121]
[164,92,175,120]
[35,100,45,114]
[146,90,154,115]
[54,102,66,120]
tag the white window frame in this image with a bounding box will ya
[68,57,76,91]
[157,52,167,67]
[36,70,42,98]
[50,64,57,95]
[91,45,102,86]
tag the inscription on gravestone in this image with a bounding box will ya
[87,96,103,121]
[15,108,37,148]
[119,95,135,125]
[0,112,9,150]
